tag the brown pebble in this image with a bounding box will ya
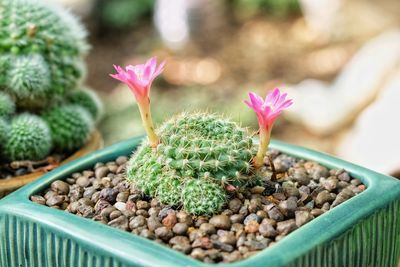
[200,223,216,235]
[51,180,70,195]
[95,166,110,179]
[230,214,244,224]
[170,236,192,254]
[46,195,64,206]
[76,176,90,188]
[116,191,129,202]
[116,156,128,165]
[31,195,46,205]
[155,226,173,241]
[209,215,231,230]
[173,222,188,235]
[162,212,177,228]
[136,200,149,210]
[250,186,265,194]
[176,211,193,226]
[315,190,334,207]
[311,209,324,217]
[190,248,206,260]
[222,251,241,263]
[295,210,314,227]
[192,237,213,249]
[140,229,155,240]
[219,233,236,245]
[129,215,146,229]
[147,216,162,231]
[244,221,259,233]
[266,206,284,222]
[259,223,277,238]
[109,210,122,220]
[276,219,297,235]
[108,215,129,231]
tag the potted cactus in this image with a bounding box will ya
[0,57,398,267]
[0,0,103,197]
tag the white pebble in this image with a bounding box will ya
[114,202,126,211]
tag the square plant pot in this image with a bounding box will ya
[0,136,399,267]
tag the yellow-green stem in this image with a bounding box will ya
[253,127,271,168]
[137,97,159,147]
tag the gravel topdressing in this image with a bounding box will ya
[31,150,366,264]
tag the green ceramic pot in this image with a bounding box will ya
[0,136,399,267]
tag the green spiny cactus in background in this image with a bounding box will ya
[66,88,103,121]
[4,114,51,161]
[127,112,256,215]
[0,0,88,108]
[0,117,9,145]
[42,104,94,152]
[6,55,50,108]
[0,92,15,117]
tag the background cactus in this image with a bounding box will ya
[0,0,101,164]
[0,0,88,109]
[0,92,15,117]
[0,117,9,145]
[4,114,52,161]
[66,88,103,121]
[42,104,94,152]
[127,112,257,215]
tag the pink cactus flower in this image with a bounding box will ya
[110,57,165,100]
[110,57,165,147]
[245,88,292,168]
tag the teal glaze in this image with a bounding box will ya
[0,136,399,267]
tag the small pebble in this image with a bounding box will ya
[200,223,216,235]
[155,226,173,242]
[95,166,110,179]
[31,195,46,205]
[244,221,259,233]
[276,219,297,235]
[259,222,277,238]
[209,215,231,230]
[295,211,314,227]
[173,223,188,235]
[76,176,90,188]
[108,215,129,231]
[228,198,242,213]
[51,180,70,195]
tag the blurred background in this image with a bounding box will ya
[56,0,400,177]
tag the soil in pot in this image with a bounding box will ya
[32,150,366,264]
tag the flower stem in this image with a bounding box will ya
[137,97,159,147]
[253,127,271,168]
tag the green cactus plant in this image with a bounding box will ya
[42,104,94,152]
[127,112,256,214]
[66,88,103,121]
[0,92,15,117]
[0,0,88,109]
[0,117,9,145]
[4,114,52,161]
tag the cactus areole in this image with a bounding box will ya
[111,57,292,215]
